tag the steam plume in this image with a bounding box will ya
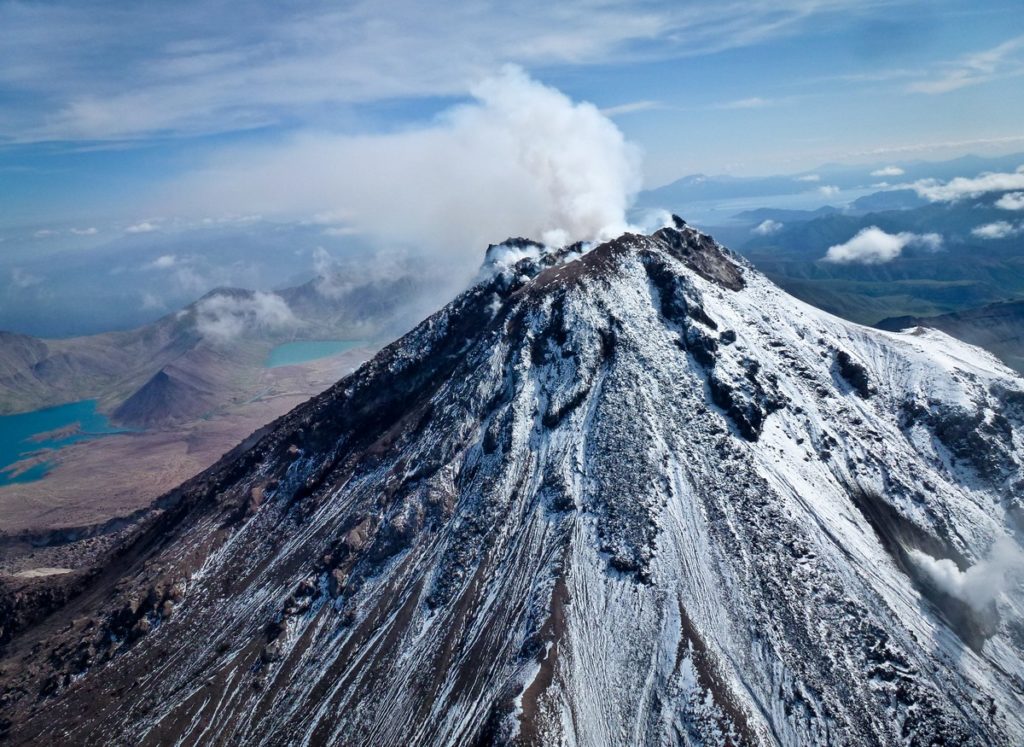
[909,537,1024,612]
[171,67,643,262]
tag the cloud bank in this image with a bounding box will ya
[172,67,642,260]
[912,165,1024,201]
[909,538,1024,612]
[823,226,942,265]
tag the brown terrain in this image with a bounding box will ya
[0,343,374,653]
[0,345,373,560]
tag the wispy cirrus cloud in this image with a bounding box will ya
[715,96,774,110]
[908,34,1024,94]
[0,0,906,143]
[599,100,663,117]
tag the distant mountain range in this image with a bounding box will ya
[637,152,1024,210]
[0,267,444,425]
[730,195,1024,325]
[877,301,1024,374]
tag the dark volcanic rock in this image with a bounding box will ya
[1,223,1022,746]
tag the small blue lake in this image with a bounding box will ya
[0,399,124,486]
[265,340,368,368]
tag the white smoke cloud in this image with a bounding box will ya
[753,219,783,235]
[194,291,297,343]
[167,66,642,263]
[308,245,428,304]
[912,165,1024,201]
[972,220,1021,239]
[871,165,904,177]
[823,226,943,265]
[819,185,840,198]
[996,191,1024,210]
[909,538,1024,612]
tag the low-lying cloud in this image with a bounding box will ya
[909,538,1024,612]
[972,220,1022,239]
[996,191,1024,210]
[753,219,783,236]
[146,254,177,270]
[9,268,43,289]
[194,291,297,343]
[823,226,942,265]
[871,165,904,177]
[168,66,642,264]
[912,165,1024,201]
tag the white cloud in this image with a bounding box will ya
[752,219,783,235]
[0,2,868,142]
[823,226,942,265]
[818,185,840,197]
[321,226,360,237]
[908,34,1024,94]
[10,268,43,289]
[125,221,158,234]
[912,166,1024,201]
[870,165,904,177]
[168,67,642,260]
[194,291,297,343]
[716,96,773,110]
[909,538,1024,612]
[70,226,98,235]
[140,291,165,310]
[599,100,662,117]
[33,228,56,238]
[796,174,820,182]
[146,254,177,269]
[995,191,1024,210]
[972,221,1021,239]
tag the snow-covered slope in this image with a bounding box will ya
[2,219,1023,745]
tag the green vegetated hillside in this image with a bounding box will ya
[734,198,1024,325]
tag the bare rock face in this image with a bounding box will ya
[2,222,1024,745]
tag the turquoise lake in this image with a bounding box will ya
[0,399,123,486]
[265,340,367,368]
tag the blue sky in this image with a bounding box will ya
[2,0,1024,233]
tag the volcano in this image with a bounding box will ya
[2,219,1023,745]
